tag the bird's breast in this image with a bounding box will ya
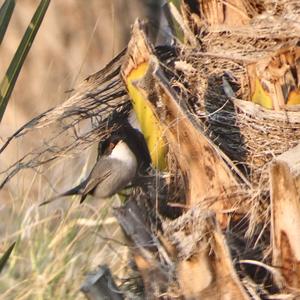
[93,158,137,199]
[109,141,138,170]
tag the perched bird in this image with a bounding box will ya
[41,123,151,205]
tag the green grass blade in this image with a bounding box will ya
[0,0,50,122]
[0,241,15,273]
[0,0,15,45]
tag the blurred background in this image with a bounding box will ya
[0,0,163,134]
[0,1,163,299]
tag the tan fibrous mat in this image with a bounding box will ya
[171,0,300,191]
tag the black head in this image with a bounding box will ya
[97,133,123,157]
[118,123,151,170]
[97,124,151,170]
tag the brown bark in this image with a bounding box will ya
[177,215,251,299]
[270,143,300,290]
[114,199,172,299]
[120,21,252,299]
[248,47,300,110]
[181,0,251,31]
[121,20,244,221]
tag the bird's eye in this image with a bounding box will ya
[109,142,116,150]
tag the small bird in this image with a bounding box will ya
[41,123,151,205]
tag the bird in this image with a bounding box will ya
[41,123,151,205]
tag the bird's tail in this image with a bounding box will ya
[80,193,89,204]
[39,180,86,206]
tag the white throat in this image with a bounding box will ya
[110,140,137,167]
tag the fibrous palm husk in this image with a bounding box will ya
[159,0,300,298]
[175,0,300,205]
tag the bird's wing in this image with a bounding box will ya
[81,158,113,197]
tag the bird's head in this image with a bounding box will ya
[97,133,124,157]
[97,124,151,169]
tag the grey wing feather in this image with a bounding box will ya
[41,157,136,206]
[85,158,137,199]
[82,158,113,196]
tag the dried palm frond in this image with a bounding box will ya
[0,49,130,188]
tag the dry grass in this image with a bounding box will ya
[0,156,130,299]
